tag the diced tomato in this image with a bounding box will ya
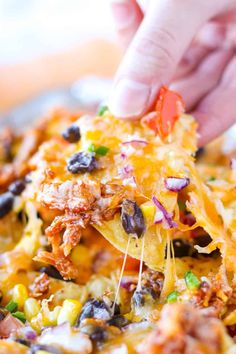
[143,86,185,139]
[116,255,140,271]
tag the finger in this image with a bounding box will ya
[137,0,150,13]
[192,55,236,146]
[174,44,212,81]
[171,48,234,111]
[174,23,227,81]
[109,0,217,119]
[110,0,143,47]
[196,22,227,49]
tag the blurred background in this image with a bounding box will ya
[0,0,235,146]
[0,0,123,119]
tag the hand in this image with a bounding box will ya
[109,0,236,145]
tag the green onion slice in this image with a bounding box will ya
[88,143,109,156]
[185,270,201,290]
[98,104,108,116]
[5,300,18,313]
[12,311,26,323]
[95,146,109,156]
[167,290,179,303]
[88,143,96,153]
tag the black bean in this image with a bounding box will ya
[132,290,145,307]
[8,180,26,196]
[76,299,112,326]
[0,308,8,321]
[30,344,62,354]
[172,238,197,258]
[227,324,236,338]
[80,323,107,343]
[195,147,205,159]
[0,192,14,218]
[112,302,120,316]
[132,287,157,308]
[39,266,64,280]
[193,234,212,248]
[62,124,81,143]
[90,326,107,342]
[107,315,130,328]
[121,200,145,238]
[193,235,220,258]
[67,152,97,174]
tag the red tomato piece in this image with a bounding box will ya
[142,86,185,139]
[116,254,140,271]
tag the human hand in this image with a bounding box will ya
[109,0,236,145]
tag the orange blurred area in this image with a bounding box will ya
[116,255,141,272]
[0,40,123,113]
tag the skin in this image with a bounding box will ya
[109,0,236,146]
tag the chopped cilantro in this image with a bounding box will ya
[5,300,18,313]
[88,143,96,153]
[184,271,200,290]
[167,291,179,303]
[88,143,109,156]
[95,146,109,156]
[208,176,216,181]
[12,311,26,323]
[97,104,108,116]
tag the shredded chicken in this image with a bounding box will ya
[139,303,230,354]
[30,273,50,298]
[34,249,79,280]
[38,180,100,213]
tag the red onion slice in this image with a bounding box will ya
[0,313,24,338]
[121,275,137,292]
[123,176,137,187]
[123,165,133,175]
[152,196,177,229]
[154,210,164,224]
[118,165,137,187]
[165,177,190,192]
[118,165,133,179]
[122,139,148,146]
[25,329,37,341]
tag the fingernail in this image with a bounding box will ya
[109,78,150,118]
[110,0,135,30]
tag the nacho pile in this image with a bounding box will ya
[0,87,236,353]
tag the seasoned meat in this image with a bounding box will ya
[139,303,228,354]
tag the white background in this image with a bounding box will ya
[0,0,114,64]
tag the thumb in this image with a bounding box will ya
[109,0,217,118]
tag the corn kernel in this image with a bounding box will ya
[224,310,236,326]
[42,305,62,327]
[70,245,91,267]
[57,299,82,325]
[140,202,155,224]
[30,314,43,333]
[36,351,50,354]
[24,298,40,321]
[12,284,28,309]
[86,130,102,141]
